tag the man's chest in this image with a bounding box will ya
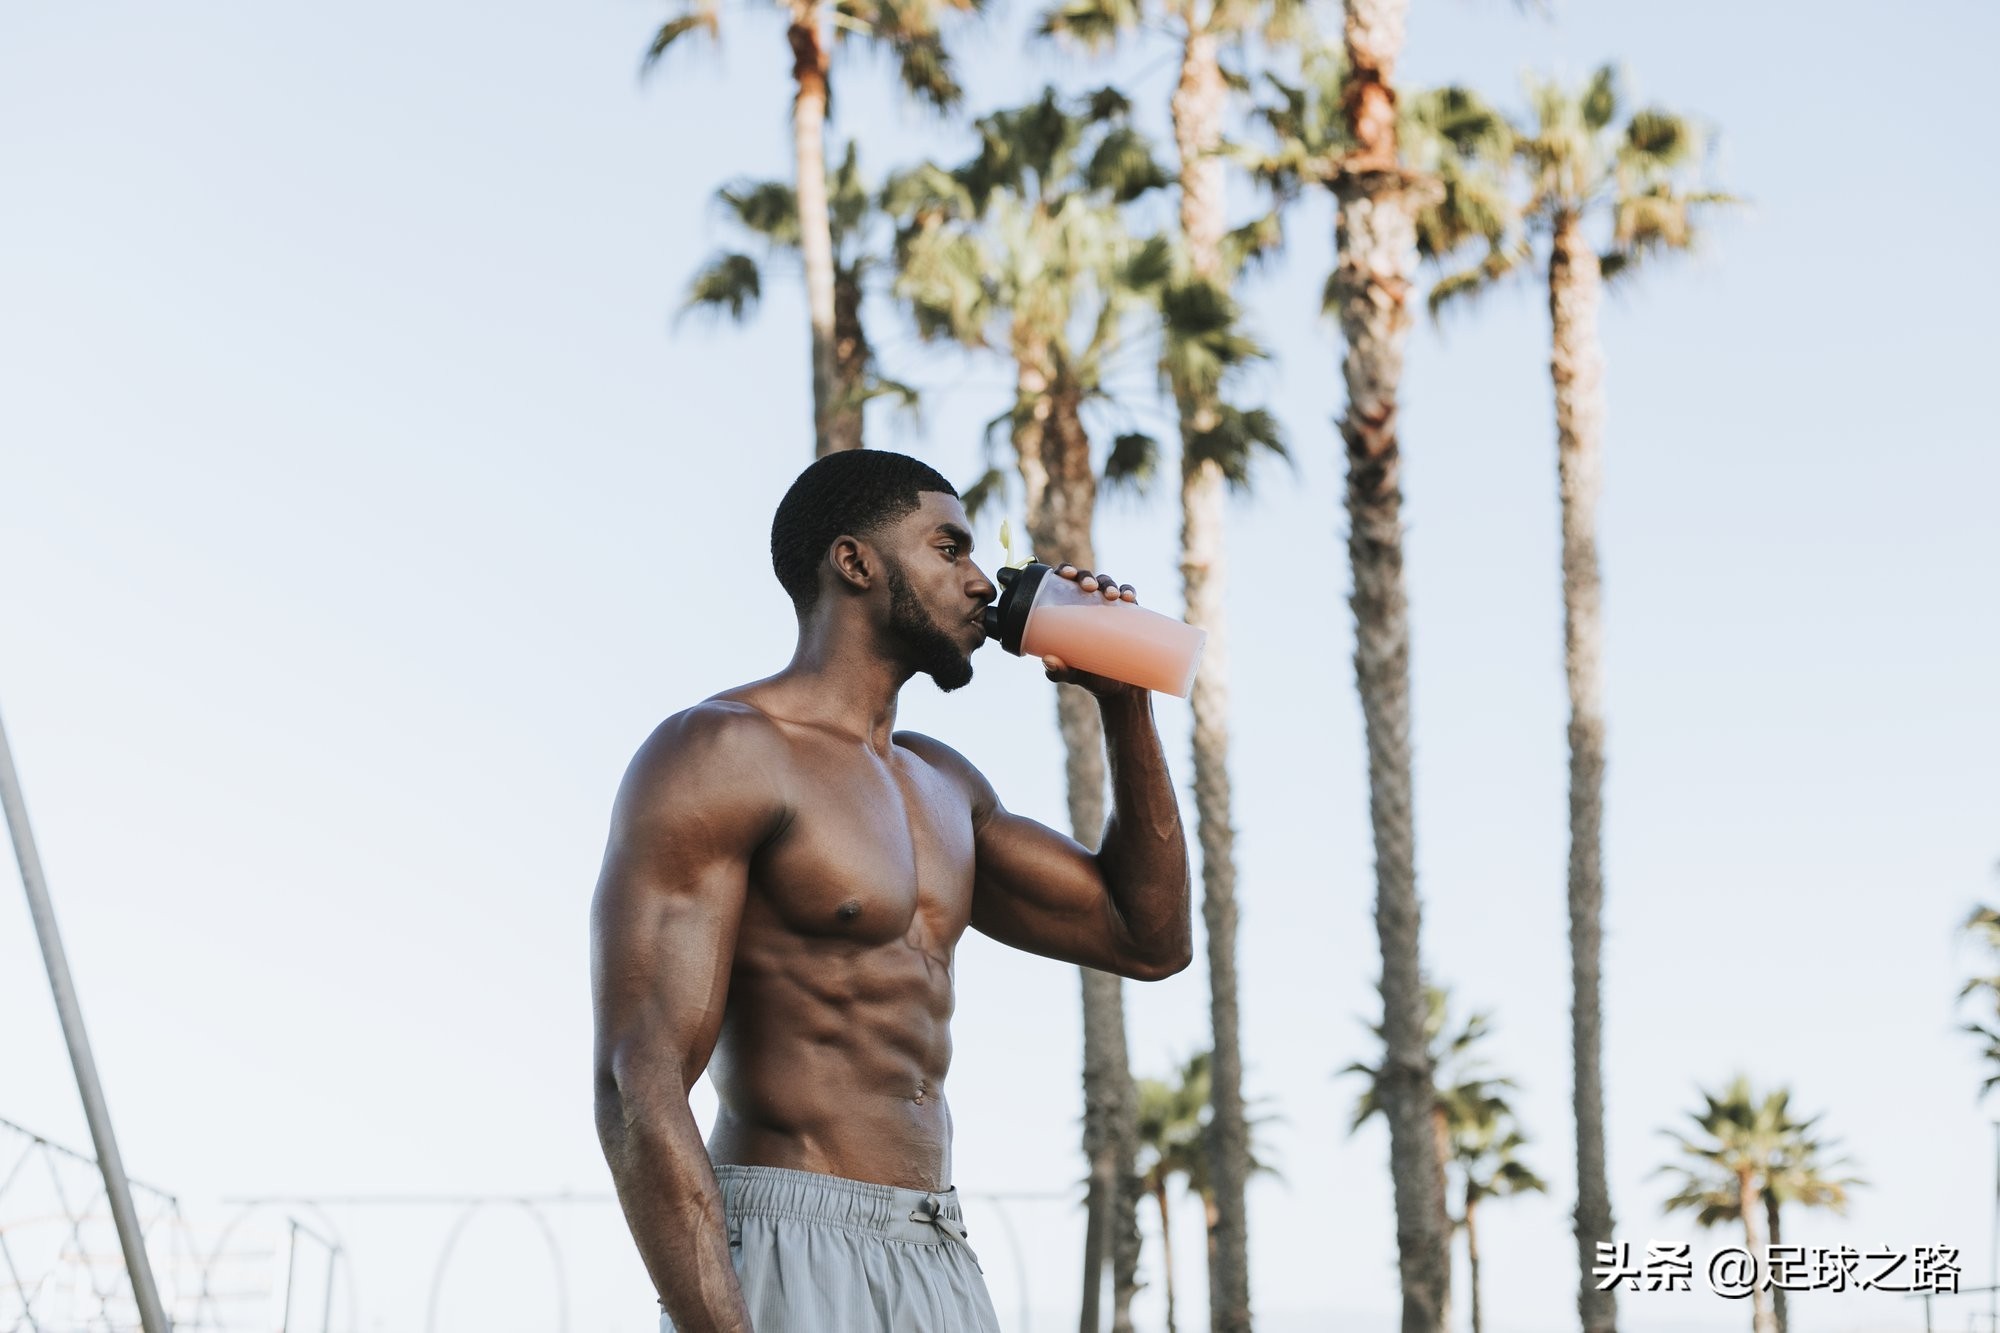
[750,743,976,945]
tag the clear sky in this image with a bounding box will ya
[2,1,1995,1332]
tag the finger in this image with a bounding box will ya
[1118,583,1136,602]
[1057,564,1080,580]
[1098,575,1122,600]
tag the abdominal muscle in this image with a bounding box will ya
[702,928,959,1192]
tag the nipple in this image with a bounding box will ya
[837,900,862,923]
[914,1079,927,1106]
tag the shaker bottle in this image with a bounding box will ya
[981,561,1208,698]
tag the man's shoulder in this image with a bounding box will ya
[893,731,998,811]
[622,698,791,812]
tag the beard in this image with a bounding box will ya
[885,557,976,692]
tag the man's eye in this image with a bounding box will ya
[942,544,960,559]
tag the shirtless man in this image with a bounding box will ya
[590,449,1192,1332]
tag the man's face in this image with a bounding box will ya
[880,492,995,693]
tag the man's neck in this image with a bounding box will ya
[774,614,911,754]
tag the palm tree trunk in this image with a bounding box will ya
[1763,1191,1787,1333]
[1548,210,1617,1333]
[831,268,868,451]
[1465,1192,1483,1333]
[1171,25,1251,1333]
[1332,4,1447,1330]
[786,0,841,457]
[1737,1171,1776,1333]
[1155,1180,1179,1333]
[1014,358,1141,1333]
[1431,1103,1454,1300]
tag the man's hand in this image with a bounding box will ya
[1040,562,1145,700]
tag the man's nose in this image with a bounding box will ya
[967,565,997,607]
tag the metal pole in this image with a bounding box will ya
[0,702,169,1333]
[281,1220,299,1333]
[321,1246,339,1333]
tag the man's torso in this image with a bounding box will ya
[698,685,978,1191]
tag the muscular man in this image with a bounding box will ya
[590,450,1192,1332]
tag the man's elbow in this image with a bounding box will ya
[1124,943,1193,983]
[595,1042,686,1140]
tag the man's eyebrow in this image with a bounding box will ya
[936,523,974,551]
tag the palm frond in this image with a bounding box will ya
[1086,125,1170,204]
[1427,240,1527,318]
[1185,404,1285,490]
[858,374,923,428]
[1222,210,1285,276]
[1118,232,1177,294]
[959,465,1011,520]
[1160,277,1262,399]
[642,6,720,74]
[893,33,962,109]
[1622,108,1698,172]
[1036,0,1141,52]
[680,251,762,322]
[1580,64,1620,132]
[716,179,802,246]
[1102,432,1160,496]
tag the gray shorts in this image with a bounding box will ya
[660,1164,1003,1333]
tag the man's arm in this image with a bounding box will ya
[915,683,1192,983]
[590,703,784,1333]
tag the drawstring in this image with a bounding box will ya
[909,1192,982,1271]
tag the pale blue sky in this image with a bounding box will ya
[2,2,1995,1331]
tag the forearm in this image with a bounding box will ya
[596,1074,752,1333]
[1095,690,1192,974]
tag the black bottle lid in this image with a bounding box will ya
[982,561,1049,655]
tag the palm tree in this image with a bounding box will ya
[1454,1098,1547,1333]
[1430,70,1734,1333]
[645,0,980,455]
[1252,50,1511,1333]
[891,88,1171,1333]
[1344,984,1523,1328]
[1137,1055,1210,1333]
[1036,3,1296,1324]
[1656,1078,1857,1333]
[1958,902,2000,1096]
[1137,1051,1285,1333]
[682,143,920,451]
[1760,1121,1862,1333]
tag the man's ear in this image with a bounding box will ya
[828,534,876,594]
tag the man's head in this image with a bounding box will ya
[770,450,995,691]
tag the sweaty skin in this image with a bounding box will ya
[590,492,1191,1333]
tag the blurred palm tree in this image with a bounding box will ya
[645,0,981,455]
[1453,1098,1547,1333]
[1136,1052,1283,1333]
[1251,49,1511,1333]
[890,87,1171,1333]
[1343,984,1530,1332]
[1656,1078,1856,1333]
[1759,1122,1863,1333]
[1431,66,1735,1333]
[1958,902,2000,1097]
[682,144,920,451]
[1036,1,1296,1321]
[1137,1055,1208,1333]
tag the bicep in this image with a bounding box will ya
[590,714,778,1097]
[966,801,1131,972]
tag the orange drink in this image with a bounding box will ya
[982,562,1207,698]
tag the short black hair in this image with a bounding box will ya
[771,450,959,611]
